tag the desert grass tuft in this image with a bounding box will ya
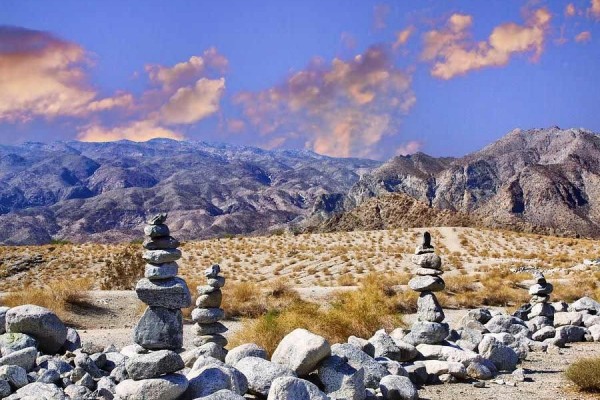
[565,357,600,392]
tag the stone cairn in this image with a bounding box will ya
[403,232,449,345]
[133,213,192,350]
[517,270,555,327]
[191,264,228,348]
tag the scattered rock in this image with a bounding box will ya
[271,329,331,376]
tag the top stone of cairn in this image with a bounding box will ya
[415,231,435,255]
[148,213,168,225]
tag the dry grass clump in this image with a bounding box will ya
[98,245,144,290]
[565,357,600,392]
[1,278,93,319]
[229,274,404,355]
[553,271,600,303]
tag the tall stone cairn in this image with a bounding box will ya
[526,270,555,325]
[403,232,450,345]
[191,264,228,348]
[133,213,192,350]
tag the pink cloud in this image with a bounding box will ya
[396,140,422,156]
[77,120,183,142]
[393,27,414,50]
[159,78,225,124]
[590,0,600,19]
[565,3,576,17]
[575,31,592,42]
[422,8,552,79]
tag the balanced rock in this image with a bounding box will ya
[408,276,445,292]
[417,292,445,323]
[134,307,183,350]
[125,350,184,380]
[145,263,179,280]
[135,277,192,309]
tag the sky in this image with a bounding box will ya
[1,0,599,159]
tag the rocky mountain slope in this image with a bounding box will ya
[315,127,600,238]
[0,139,380,244]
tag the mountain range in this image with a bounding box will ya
[1,126,599,245]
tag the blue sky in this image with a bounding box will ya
[1,0,599,159]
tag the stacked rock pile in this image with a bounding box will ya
[525,271,555,328]
[403,232,449,346]
[134,213,192,350]
[191,264,228,348]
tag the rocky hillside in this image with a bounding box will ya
[315,127,600,238]
[0,140,380,244]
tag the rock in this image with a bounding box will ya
[194,322,228,336]
[205,264,221,278]
[528,283,553,296]
[143,249,182,264]
[369,331,417,362]
[379,375,418,400]
[411,253,442,270]
[529,295,550,304]
[554,312,583,327]
[13,382,67,399]
[589,325,600,341]
[556,325,589,343]
[377,358,407,377]
[331,343,389,389]
[415,268,443,276]
[526,316,552,332]
[408,276,445,292]
[196,291,223,308]
[125,350,184,380]
[271,329,331,376]
[551,301,569,313]
[145,263,179,280]
[484,315,527,334]
[191,308,225,324]
[267,376,329,400]
[532,326,556,341]
[0,308,9,335]
[91,352,108,369]
[65,384,92,398]
[466,362,494,380]
[134,307,183,350]
[194,334,228,348]
[198,286,219,295]
[0,346,37,371]
[5,305,67,354]
[74,353,104,379]
[460,309,493,325]
[422,360,466,378]
[570,297,600,314]
[144,224,169,238]
[37,369,60,384]
[478,336,519,371]
[317,355,365,400]
[186,364,248,398]
[184,343,227,365]
[417,292,444,322]
[143,236,180,250]
[348,336,375,357]
[207,277,226,288]
[38,357,73,374]
[197,389,246,399]
[0,365,28,389]
[81,341,103,355]
[512,368,526,382]
[529,303,555,318]
[404,363,427,385]
[135,277,192,309]
[0,379,10,398]
[62,327,81,352]
[583,315,600,328]
[416,344,480,366]
[235,357,296,397]
[225,343,268,367]
[402,322,449,345]
[0,333,37,356]
[456,328,483,352]
[115,373,188,400]
[77,372,96,390]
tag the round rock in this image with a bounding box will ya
[271,328,331,376]
[135,277,192,309]
[143,249,182,264]
[125,350,184,380]
[192,308,225,324]
[379,375,418,400]
[145,263,179,280]
[134,307,183,350]
[5,305,67,354]
[115,373,188,400]
[144,224,169,238]
[408,276,445,292]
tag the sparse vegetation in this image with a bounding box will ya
[98,245,144,290]
[565,357,600,392]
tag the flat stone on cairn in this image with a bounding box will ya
[404,232,449,346]
[133,213,191,351]
[192,264,228,348]
[519,270,555,331]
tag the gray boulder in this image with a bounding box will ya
[317,355,365,400]
[115,373,189,400]
[0,333,37,356]
[556,325,589,343]
[267,376,328,400]
[478,336,518,371]
[145,263,179,280]
[235,357,296,397]
[134,307,183,350]
[589,325,600,341]
[456,328,483,352]
[135,278,192,309]
[0,379,10,398]
[271,329,330,376]
[125,350,184,380]
[570,297,600,314]
[186,364,248,398]
[225,343,268,367]
[12,382,67,399]
[532,326,556,341]
[0,307,8,335]
[466,361,494,380]
[379,375,418,400]
[0,346,37,371]
[484,315,527,334]
[402,322,449,345]
[142,249,182,264]
[196,389,245,399]
[62,328,81,352]
[553,312,583,327]
[416,344,480,366]
[182,343,227,367]
[408,276,445,292]
[191,308,225,324]
[417,292,444,322]
[5,305,67,354]
[369,331,416,362]
[331,343,388,389]
[0,364,28,389]
[348,336,375,357]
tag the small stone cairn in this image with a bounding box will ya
[517,270,555,327]
[133,213,192,350]
[191,264,228,348]
[403,232,449,345]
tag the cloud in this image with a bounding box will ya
[396,140,422,156]
[575,31,592,42]
[159,78,225,124]
[226,119,246,133]
[86,92,134,112]
[77,120,183,142]
[565,3,576,17]
[373,4,391,30]
[234,45,415,158]
[393,27,414,50]
[590,0,600,18]
[422,8,552,79]
[145,47,228,90]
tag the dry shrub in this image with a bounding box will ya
[229,273,404,355]
[98,245,144,290]
[553,272,600,303]
[565,357,600,392]
[1,278,93,319]
[222,281,268,318]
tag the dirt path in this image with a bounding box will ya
[435,226,465,254]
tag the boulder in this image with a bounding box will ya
[0,307,8,335]
[115,373,189,400]
[348,336,375,357]
[197,389,245,399]
[135,278,192,309]
[379,375,418,400]
[0,379,9,398]
[142,249,182,264]
[145,263,179,280]
[183,343,227,366]
[196,291,223,308]
[484,315,526,334]
[422,360,467,378]
[186,364,248,398]
[12,382,67,399]
[317,355,365,400]
[134,307,183,350]
[0,364,28,389]
[570,297,600,314]
[554,312,583,327]
[408,276,445,292]
[62,327,81,352]
[271,329,331,376]
[417,292,444,323]
[0,333,37,356]
[267,376,329,400]
[532,326,556,341]
[225,343,268,367]
[402,322,449,345]
[416,344,480,366]
[456,328,483,352]
[583,315,600,328]
[478,336,518,371]
[466,361,494,380]
[369,331,412,362]
[191,308,225,324]
[331,343,388,389]
[235,356,296,397]
[194,322,228,336]
[529,303,555,318]
[5,305,67,354]
[411,253,442,270]
[144,224,169,238]
[143,236,180,250]
[555,325,589,343]
[589,325,600,342]
[125,350,184,380]
[0,346,37,371]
